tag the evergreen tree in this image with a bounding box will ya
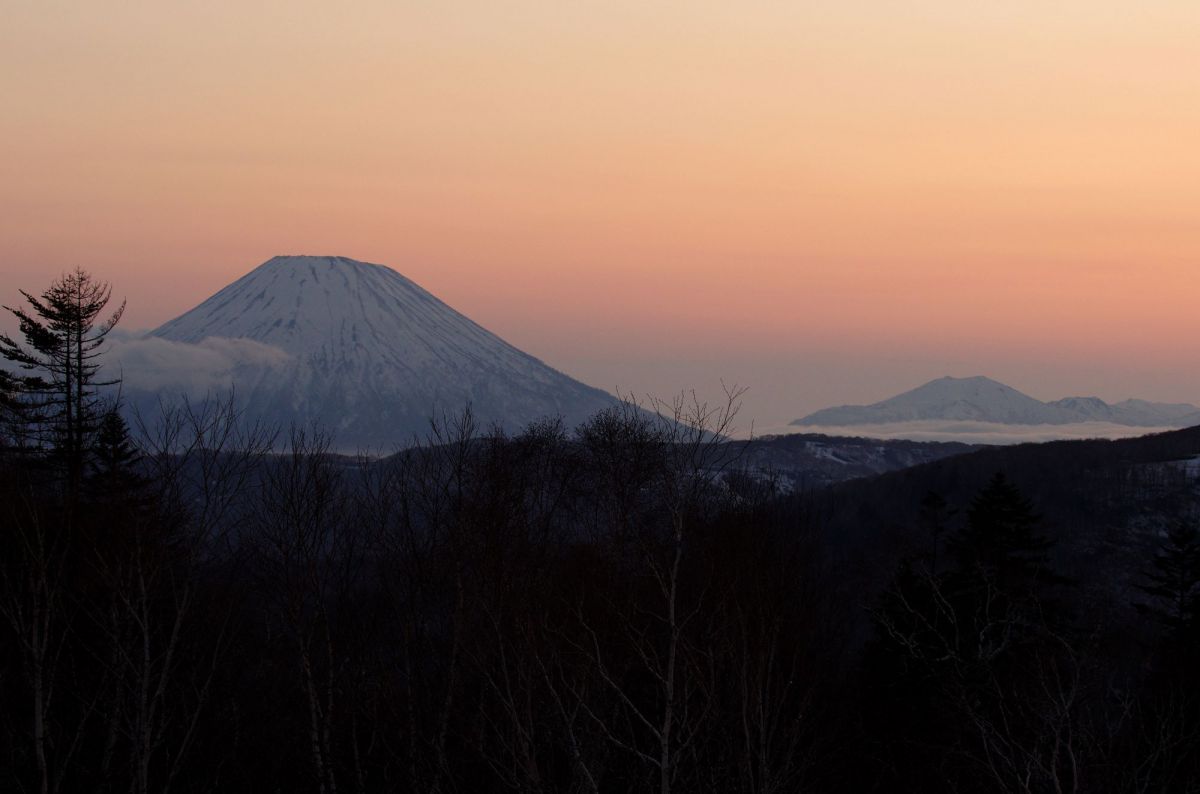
[0,367,30,449]
[950,471,1057,591]
[941,472,1069,666]
[1135,522,1200,640]
[0,268,124,490]
[919,490,955,575]
[84,407,146,505]
[864,476,1072,792]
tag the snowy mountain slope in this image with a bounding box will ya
[1107,398,1200,427]
[126,255,618,448]
[792,376,1200,428]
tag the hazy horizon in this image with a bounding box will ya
[4,3,1200,428]
[5,254,1195,430]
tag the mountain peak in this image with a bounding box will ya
[132,256,617,449]
[152,255,438,355]
[921,375,1012,390]
[265,254,355,263]
[258,254,391,272]
[792,377,1200,429]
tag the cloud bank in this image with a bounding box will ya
[753,420,1179,446]
[104,334,291,396]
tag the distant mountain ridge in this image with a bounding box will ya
[792,376,1200,428]
[119,255,619,448]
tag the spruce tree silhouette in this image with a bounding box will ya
[0,268,124,494]
[84,407,147,506]
[919,490,955,575]
[950,471,1058,590]
[1135,523,1200,644]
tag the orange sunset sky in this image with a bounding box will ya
[2,1,1199,426]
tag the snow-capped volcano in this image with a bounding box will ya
[125,255,617,448]
[792,376,1200,428]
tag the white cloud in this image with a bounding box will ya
[104,335,291,396]
[753,420,1177,445]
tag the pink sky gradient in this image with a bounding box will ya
[3,2,1200,426]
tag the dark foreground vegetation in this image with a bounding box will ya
[3,271,1200,793]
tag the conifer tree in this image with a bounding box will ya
[950,471,1056,590]
[0,268,124,489]
[1135,522,1200,639]
[0,368,29,448]
[919,490,955,574]
[85,407,146,506]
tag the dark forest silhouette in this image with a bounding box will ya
[2,271,1200,793]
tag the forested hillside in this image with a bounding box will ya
[3,272,1200,793]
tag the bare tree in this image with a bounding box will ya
[0,482,79,794]
[83,394,273,794]
[244,427,364,794]
[567,388,747,794]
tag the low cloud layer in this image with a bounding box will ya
[104,334,291,396]
[754,420,1179,445]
